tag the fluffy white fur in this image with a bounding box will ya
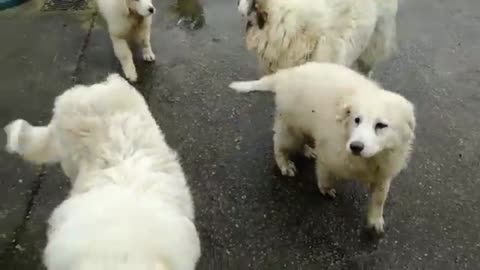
[96,0,157,82]
[229,62,416,234]
[4,74,200,270]
[238,0,398,76]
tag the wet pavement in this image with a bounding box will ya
[0,0,479,269]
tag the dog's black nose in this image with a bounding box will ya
[148,7,155,13]
[349,141,364,155]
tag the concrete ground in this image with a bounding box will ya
[0,0,479,269]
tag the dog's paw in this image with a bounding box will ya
[123,67,138,82]
[367,216,385,236]
[303,145,317,159]
[279,160,297,177]
[4,119,27,153]
[143,49,156,62]
[319,186,336,198]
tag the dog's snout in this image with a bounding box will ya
[148,6,155,14]
[349,141,364,155]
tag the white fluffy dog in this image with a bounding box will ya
[229,62,416,234]
[237,0,398,76]
[96,0,157,82]
[4,74,200,270]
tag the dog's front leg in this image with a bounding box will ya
[315,160,335,198]
[138,17,156,62]
[303,144,316,159]
[366,178,392,235]
[111,36,138,82]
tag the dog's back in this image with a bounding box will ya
[44,184,200,270]
[244,0,378,73]
[230,62,382,148]
[51,74,166,173]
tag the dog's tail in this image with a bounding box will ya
[4,119,60,165]
[357,0,398,76]
[228,74,275,93]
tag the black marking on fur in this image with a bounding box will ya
[256,9,266,29]
[306,40,319,61]
[246,20,253,31]
[261,40,269,59]
[254,1,267,30]
[268,62,274,73]
[281,30,287,47]
[245,0,267,30]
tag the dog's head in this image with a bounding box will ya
[337,90,415,158]
[127,0,155,16]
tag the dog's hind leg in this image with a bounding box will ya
[137,17,156,62]
[4,119,61,165]
[273,116,301,177]
[111,36,138,82]
[357,9,398,77]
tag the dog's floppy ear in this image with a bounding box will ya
[336,103,351,122]
[386,92,416,143]
[400,98,416,141]
[336,95,352,123]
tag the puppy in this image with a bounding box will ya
[4,74,200,270]
[96,0,157,82]
[229,62,416,234]
[237,0,398,76]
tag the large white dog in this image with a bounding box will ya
[237,0,398,76]
[230,62,416,234]
[96,0,157,82]
[4,74,200,270]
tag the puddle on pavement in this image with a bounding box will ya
[171,0,205,30]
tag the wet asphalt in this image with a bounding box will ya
[0,0,479,269]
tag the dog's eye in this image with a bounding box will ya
[375,122,388,130]
[354,117,361,125]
